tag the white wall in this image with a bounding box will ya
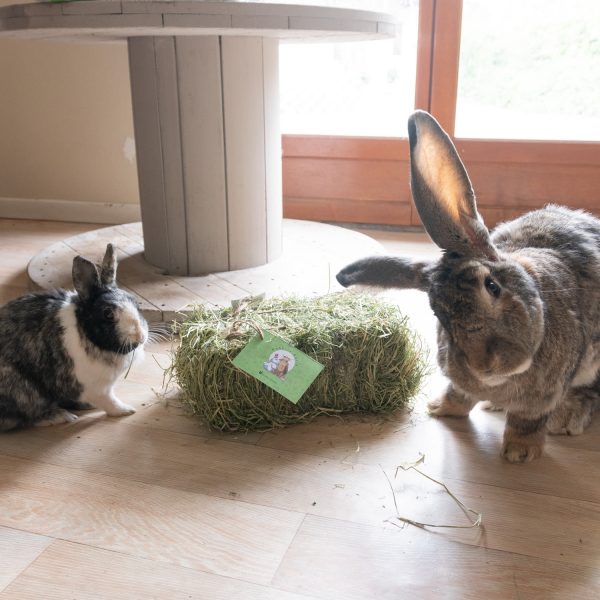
[0,5,140,222]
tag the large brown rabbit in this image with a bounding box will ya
[336,110,600,463]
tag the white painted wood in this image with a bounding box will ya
[377,21,396,36]
[221,36,268,270]
[0,197,140,224]
[121,1,392,22]
[163,13,232,29]
[231,15,288,30]
[0,2,397,42]
[0,14,164,35]
[175,36,229,275]
[262,37,283,262]
[154,36,189,275]
[288,16,377,34]
[27,220,383,323]
[21,3,62,17]
[62,1,124,17]
[1,2,396,280]
[0,6,24,19]
[127,37,171,270]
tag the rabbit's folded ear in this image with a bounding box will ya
[337,256,434,291]
[72,256,101,300]
[408,110,498,260]
[100,243,117,287]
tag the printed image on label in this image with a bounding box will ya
[232,332,324,404]
[263,350,296,380]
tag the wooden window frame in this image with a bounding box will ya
[282,0,600,229]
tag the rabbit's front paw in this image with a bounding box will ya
[479,400,504,412]
[502,431,544,463]
[105,401,136,417]
[427,388,474,417]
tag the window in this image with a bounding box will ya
[280,0,600,227]
[279,0,419,137]
[455,0,600,141]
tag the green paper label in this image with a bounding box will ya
[232,332,324,404]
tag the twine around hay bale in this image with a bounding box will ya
[171,293,428,432]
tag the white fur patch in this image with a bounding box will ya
[116,302,148,347]
[59,300,142,415]
[477,374,507,387]
[511,357,533,375]
[572,348,600,388]
[476,357,532,388]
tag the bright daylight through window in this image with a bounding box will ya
[275,0,418,137]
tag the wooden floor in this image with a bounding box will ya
[1,218,599,599]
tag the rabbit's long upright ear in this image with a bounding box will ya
[73,256,101,301]
[408,110,498,260]
[100,243,117,287]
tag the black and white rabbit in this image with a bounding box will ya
[0,244,148,430]
[337,110,600,462]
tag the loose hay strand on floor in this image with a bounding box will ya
[171,293,428,432]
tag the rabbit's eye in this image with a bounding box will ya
[103,308,116,321]
[484,276,501,298]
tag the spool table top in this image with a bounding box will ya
[0,1,397,42]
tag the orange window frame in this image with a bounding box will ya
[282,0,600,229]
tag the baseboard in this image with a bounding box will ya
[0,197,141,224]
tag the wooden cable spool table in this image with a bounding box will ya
[0,1,397,320]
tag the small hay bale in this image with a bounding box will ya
[171,293,428,432]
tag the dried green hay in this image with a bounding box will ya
[171,293,428,432]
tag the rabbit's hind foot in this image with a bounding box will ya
[35,408,79,427]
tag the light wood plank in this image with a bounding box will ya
[262,36,283,262]
[3,219,600,600]
[257,408,600,506]
[0,417,599,569]
[221,36,268,270]
[154,36,189,275]
[288,16,376,34]
[26,220,383,319]
[113,378,264,444]
[127,37,170,269]
[162,13,231,30]
[0,286,26,305]
[1,540,317,600]
[273,515,600,600]
[232,14,288,30]
[27,239,161,317]
[0,526,51,593]
[0,454,303,585]
[61,1,123,16]
[1,13,163,33]
[20,3,63,17]
[176,36,230,274]
[170,272,250,307]
[119,1,392,22]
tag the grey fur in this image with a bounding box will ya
[0,244,147,430]
[100,243,117,286]
[337,111,600,462]
[0,289,83,430]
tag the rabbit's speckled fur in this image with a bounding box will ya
[0,244,148,430]
[337,111,600,462]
